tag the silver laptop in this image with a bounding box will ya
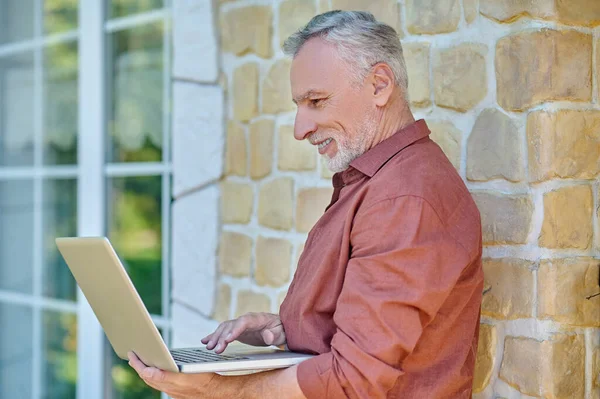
[55,236,313,373]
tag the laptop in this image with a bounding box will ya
[55,236,313,373]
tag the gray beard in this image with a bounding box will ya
[324,114,378,173]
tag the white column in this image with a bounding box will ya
[171,0,223,347]
[77,1,106,398]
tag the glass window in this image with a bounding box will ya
[0,0,35,45]
[0,303,33,398]
[108,176,163,315]
[44,41,79,165]
[0,2,171,397]
[0,51,35,166]
[44,0,79,35]
[109,0,163,19]
[42,310,78,399]
[42,179,78,300]
[0,180,34,293]
[108,22,164,163]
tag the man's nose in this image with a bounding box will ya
[294,109,318,141]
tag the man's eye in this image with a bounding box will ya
[310,99,322,106]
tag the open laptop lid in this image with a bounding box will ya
[55,237,178,372]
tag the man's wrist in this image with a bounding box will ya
[206,365,305,399]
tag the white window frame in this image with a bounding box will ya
[0,1,172,398]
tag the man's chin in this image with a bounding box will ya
[323,155,350,174]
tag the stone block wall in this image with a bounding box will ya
[173,0,600,397]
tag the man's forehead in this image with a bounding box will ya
[290,39,345,99]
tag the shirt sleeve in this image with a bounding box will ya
[296,195,471,399]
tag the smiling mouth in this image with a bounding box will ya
[317,138,333,150]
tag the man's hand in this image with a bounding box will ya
[128,352,219,399]
[201,312,285,354]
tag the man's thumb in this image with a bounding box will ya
[261,329,275,345]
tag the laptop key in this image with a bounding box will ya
[170,348,249,364]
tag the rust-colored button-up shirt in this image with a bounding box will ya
[280,120,483,399]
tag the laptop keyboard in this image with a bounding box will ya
[170,348,249,364]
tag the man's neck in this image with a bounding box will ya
[372,97,415,147]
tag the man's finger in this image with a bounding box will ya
[261,329,275,345]
[127,352,147,373]
[206,322,228,350]
[228,317,251,340]
[200,333,213,344]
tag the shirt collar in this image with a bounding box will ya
[349,119,430,178]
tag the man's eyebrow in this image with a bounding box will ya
[292,90,326,104]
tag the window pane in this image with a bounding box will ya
[44,41,78,165]
[0,51,35,166]
[43,179,77,300]
[0,0,35,45]
[108,22,164,163]
[108,176,162,315]
[0,180,34,293]
[0,302,33,398]
[109,0,163,19]
[42,310,77,399]
[44,0,78,35]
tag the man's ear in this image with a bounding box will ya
[371,63,395,107]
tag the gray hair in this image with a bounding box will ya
[283,10,408,95]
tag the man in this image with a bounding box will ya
[129,10,483,398]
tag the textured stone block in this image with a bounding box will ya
[597,36,600,103]
[235,290,271,318]
[473,324,496,393]
[554,0,600,27]
[225,120,247,177]
[472,192,533,245]
[233,63,259,122]
[255,236,292,287]
[594,346,600,394]
[464,0,479,23]
[433,44,487,112]
[212,283,231,322]
[296,188,334,233]
[428,121,461,171]
[499,335,585,399]
[173,0,218,83]
[538,258,599,327]
[480,0,555,23]
[406,0,460,34]
[249,119,275,180]
[539,185,593,249]
[220,6,273,58]
[278,0,317,47]
[332,0,402,35]
[172,83,223,197]
[258,178,294,230]
[403,42,431,108]
[220,181,253,224]
[218,232,252,277]
[278,125,316,171]
[262,59,295,114]
[480,0,600,27]
[172,186,219,315]
[467,108,524,182]
[496,29,592,111]
[482,258,534,319]
[527,110,600,182]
